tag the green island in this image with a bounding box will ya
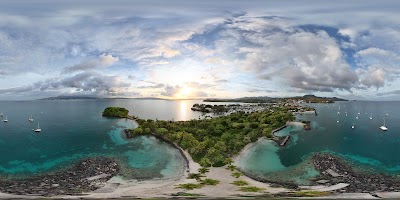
[102,107,129,118]
[124,105,295,167]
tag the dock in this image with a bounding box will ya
[280,135,291,147]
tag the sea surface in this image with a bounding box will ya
[236,101,400,185]
[0,99,209,179]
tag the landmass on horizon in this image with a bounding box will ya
[39,94,348,103]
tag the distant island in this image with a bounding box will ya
[204,95,347,103]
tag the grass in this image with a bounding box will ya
[226,165,237,171]
[231,180,249,186]
[239,186,265,192]
[187,173,205,180]
[198,167,210,174]
[287,190,331,197]
[231,171,242,178]
[176,183,204,190]
[199,178,220,186]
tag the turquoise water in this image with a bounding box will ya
[236,101,400,185]
[0,99,206,179]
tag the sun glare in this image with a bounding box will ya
[177,85,192,99]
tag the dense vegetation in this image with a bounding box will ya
[102,107,129,118]
[191,104,228,113]
[127,107,295,167]
[284,95,347,103]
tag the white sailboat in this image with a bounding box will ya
[356,115,359,120]
[352,122,355,129]
[380,118,388,131]
[3,115,8,122]
[369,113,373,120]
[33,123,41,132]
[28,114,34,122]
[358,109,360,115]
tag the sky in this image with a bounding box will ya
[1,0,400,100]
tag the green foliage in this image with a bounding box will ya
[226,165,237,171]
[232,172,242,178]
[126,107,294,167]
[187,173,205,180]
[102,107,129,118]
[199,178,220,186]
[176,183,204,190]
[231,180,249,186]
[239,186,265,192]
[198,167,210,174]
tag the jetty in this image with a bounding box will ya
[280,135,291,147]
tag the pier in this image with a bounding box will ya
[280,135,291,147]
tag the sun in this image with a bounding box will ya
[177,85,192,98]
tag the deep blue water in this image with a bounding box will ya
[0,99,206,179]
[236,101,400,184]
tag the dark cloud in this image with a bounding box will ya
[0,72,131,96]
[138,83,165,89]
[376,89,400,96]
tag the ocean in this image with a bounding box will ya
[0,99,207,179]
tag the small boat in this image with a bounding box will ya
[0,112,3,117]
[337,111,340,115]
[369,113,372,120]
[386,113,389,117]
[33,123,41,132]
[28,114,34,122]
[352,122,355,129]
[380,118,388,131]
[356,115,358,120]
[3,115,8,122]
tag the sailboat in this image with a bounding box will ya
[33,123,41,132]
[380,118,388,131]
[358,109,361,115]
[28,114,34,122]
[3,115,8,122]
[369,113,373,120]
[352,122,355,129]
[356,115,359,120]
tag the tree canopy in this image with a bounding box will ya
[128,107,295,167]
[102,107,129,118]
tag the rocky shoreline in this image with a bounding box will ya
[0,157,119,196]
[312,153,400,193]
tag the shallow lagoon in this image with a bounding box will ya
[236,101,400,185]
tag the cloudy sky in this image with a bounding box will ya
[1,0,400,100]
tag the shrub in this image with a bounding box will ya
[199,178,220,186]
[231,180,249,186]
[232,172,242,178]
